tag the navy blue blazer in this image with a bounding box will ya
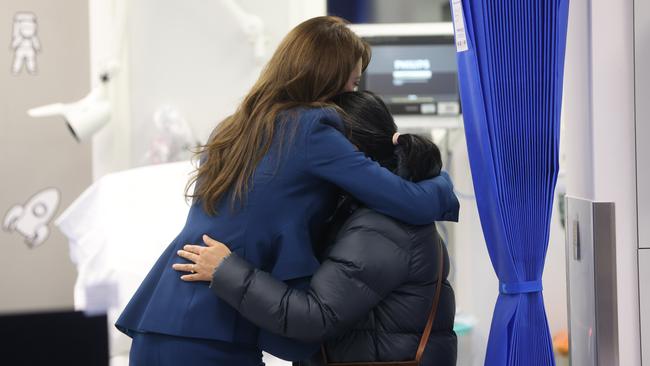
[115,107,459,358]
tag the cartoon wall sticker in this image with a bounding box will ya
[3,188,60,248]
[11,12,41,75]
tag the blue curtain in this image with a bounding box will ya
[450,1,570,365]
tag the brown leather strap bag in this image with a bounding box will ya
[321,239,445,366]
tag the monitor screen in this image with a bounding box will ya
[360,36,460,116]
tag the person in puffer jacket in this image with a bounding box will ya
[175,91,457,365]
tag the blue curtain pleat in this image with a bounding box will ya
[450,1,570,365]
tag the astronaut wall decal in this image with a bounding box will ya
[11,12,41,75]
[3,188,60,248]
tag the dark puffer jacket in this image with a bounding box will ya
[211,201,456,365]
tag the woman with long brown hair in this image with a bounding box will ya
[116,16,459,366]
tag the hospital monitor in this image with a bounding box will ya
[350,23,461,131]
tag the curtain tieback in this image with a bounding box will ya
[499,280,543,294]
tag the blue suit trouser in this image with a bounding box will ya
[129,332,264,366]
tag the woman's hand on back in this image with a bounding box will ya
[173,234,232,282]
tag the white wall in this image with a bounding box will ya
[90,0,325,179]
[636,1,650,363]
[0,0,91,314]
[563,0,640,364]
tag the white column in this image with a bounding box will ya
[89,0,132,180]
[564,0,640,364]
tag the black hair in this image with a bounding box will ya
[332,91,442,182]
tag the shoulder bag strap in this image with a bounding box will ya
[414,238,445,363]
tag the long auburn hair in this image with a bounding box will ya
[187,16,370,215]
